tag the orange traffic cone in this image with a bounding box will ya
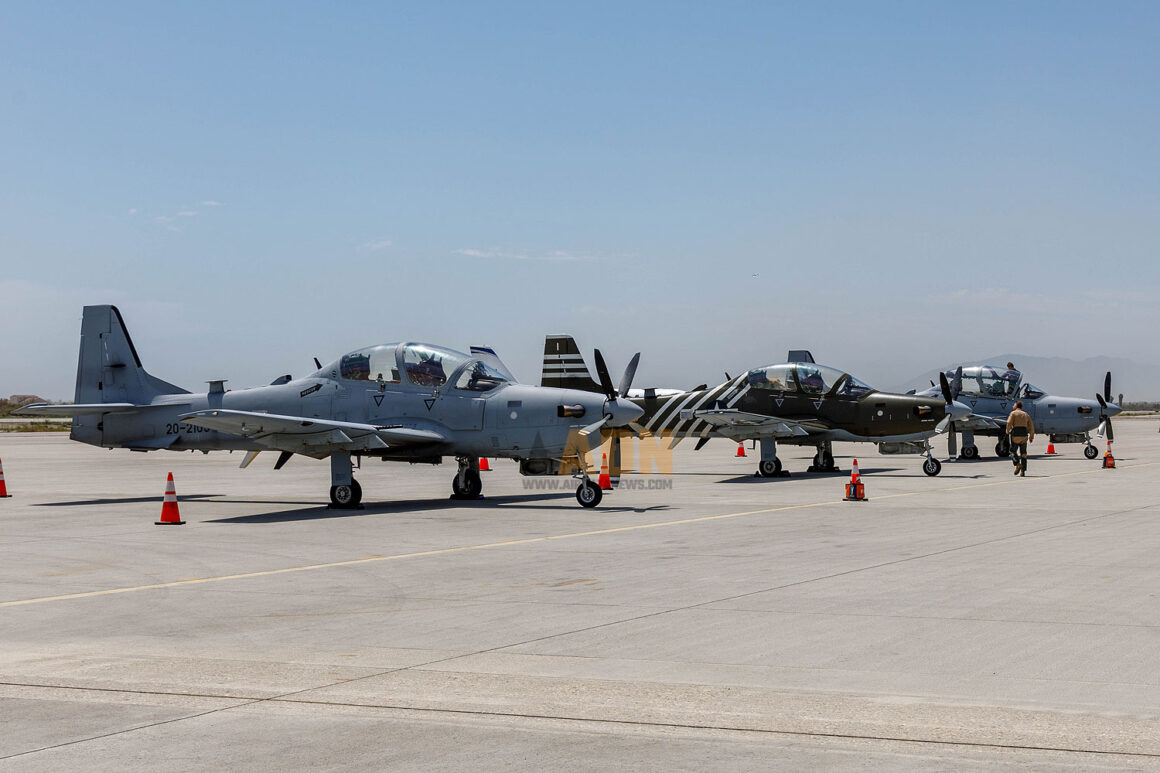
[1102,442,1116,469]
[1045,443,1057,455]
[478,457,491,472]
[735,443,746,458]
[156,472,185,525]
[843,459,867,501]
[0,457,10,497]
[597,453,612,490]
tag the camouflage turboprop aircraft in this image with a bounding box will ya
[916,363,1122,460]
[16,306,644,509]
[542,337,971,477]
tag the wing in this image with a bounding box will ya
[692,409,819,439]
[179,409,447,458]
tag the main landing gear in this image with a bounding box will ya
[959,445,980,460]
[451,456,483,500]
[755,438,786,478]
[329,451,363,509]
[995,437,1011,458]
[807,441,839,473]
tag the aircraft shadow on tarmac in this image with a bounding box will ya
[35,494,222,507]
[206,492,672,523]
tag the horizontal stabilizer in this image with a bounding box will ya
[14,402,190,417]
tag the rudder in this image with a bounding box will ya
[74,305,188,405]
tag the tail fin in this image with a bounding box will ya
[541,334,602,392]
[74,305,188,405]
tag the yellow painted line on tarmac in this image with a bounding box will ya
[3,460,1156,609]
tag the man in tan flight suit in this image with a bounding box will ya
[1006,400,1035,476]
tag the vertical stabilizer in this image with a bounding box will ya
[541,335,602,392]
[74,305,189,405]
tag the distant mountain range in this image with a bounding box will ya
[892,354,1159,403]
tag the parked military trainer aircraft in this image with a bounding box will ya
[915,363,1122,460]
[542,337,972,477]
[16,306,644,508]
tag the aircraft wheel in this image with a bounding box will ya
[923,458,942,476]
[757,458,782,478]
[1084,445,1099,460]
[330,479,362,509]
[451,470,482,499]
[995,440,1010,458]
[576,479,603,508]
[961,445,979,460]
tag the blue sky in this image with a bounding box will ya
[3,2,1159,398]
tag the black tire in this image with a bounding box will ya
[995,441,1010,458]
[757,458,782,478]
[330,479,362,509]
[451,469,482,499]
[961,445,979,460]
[1084,445,1099,460]
[923,458,942,476]
[576,480,603,508]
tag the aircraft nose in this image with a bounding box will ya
[1108,402,1123,417]
[948,400,971,422]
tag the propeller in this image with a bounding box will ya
[1096,371,1116,442]
[578,349,645,438]
[936,370,970,457]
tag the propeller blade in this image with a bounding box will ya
[1096,393,1107,410]
[578,415,610,437]
[693,437,711,451]
[935,416,950,434]
[1106,418,1114,443]
[1104,371,1112,403]
[274,451,293,470]
[618,352,641,397]
[939,372,953,404]
[1097,419,1107,439]
[948,422,958,457]
[592,348,616,398]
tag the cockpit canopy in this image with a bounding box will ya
[747,363,874,398]
[947,365,1022,398]
[330,343,509,392]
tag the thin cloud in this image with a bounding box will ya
[359,239,393,251]
[453,247,594,262]
[153,216,174,224]
[128,208,138,216]
[201,200,223,207]
[177,210,198,217]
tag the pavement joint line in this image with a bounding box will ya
[3,460,1155,610]
[2,680,1157,760]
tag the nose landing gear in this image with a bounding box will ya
[451,456,483,500]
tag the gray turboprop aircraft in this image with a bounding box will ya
[916,364,1122,460]
[542,337,972,477]
[16,306,644,509]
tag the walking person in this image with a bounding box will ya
[1006,400,1035,476]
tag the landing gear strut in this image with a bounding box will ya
[329,451,363,509]
[451,456,483,500]
[958,429,979,460]
[922,440,942,476]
